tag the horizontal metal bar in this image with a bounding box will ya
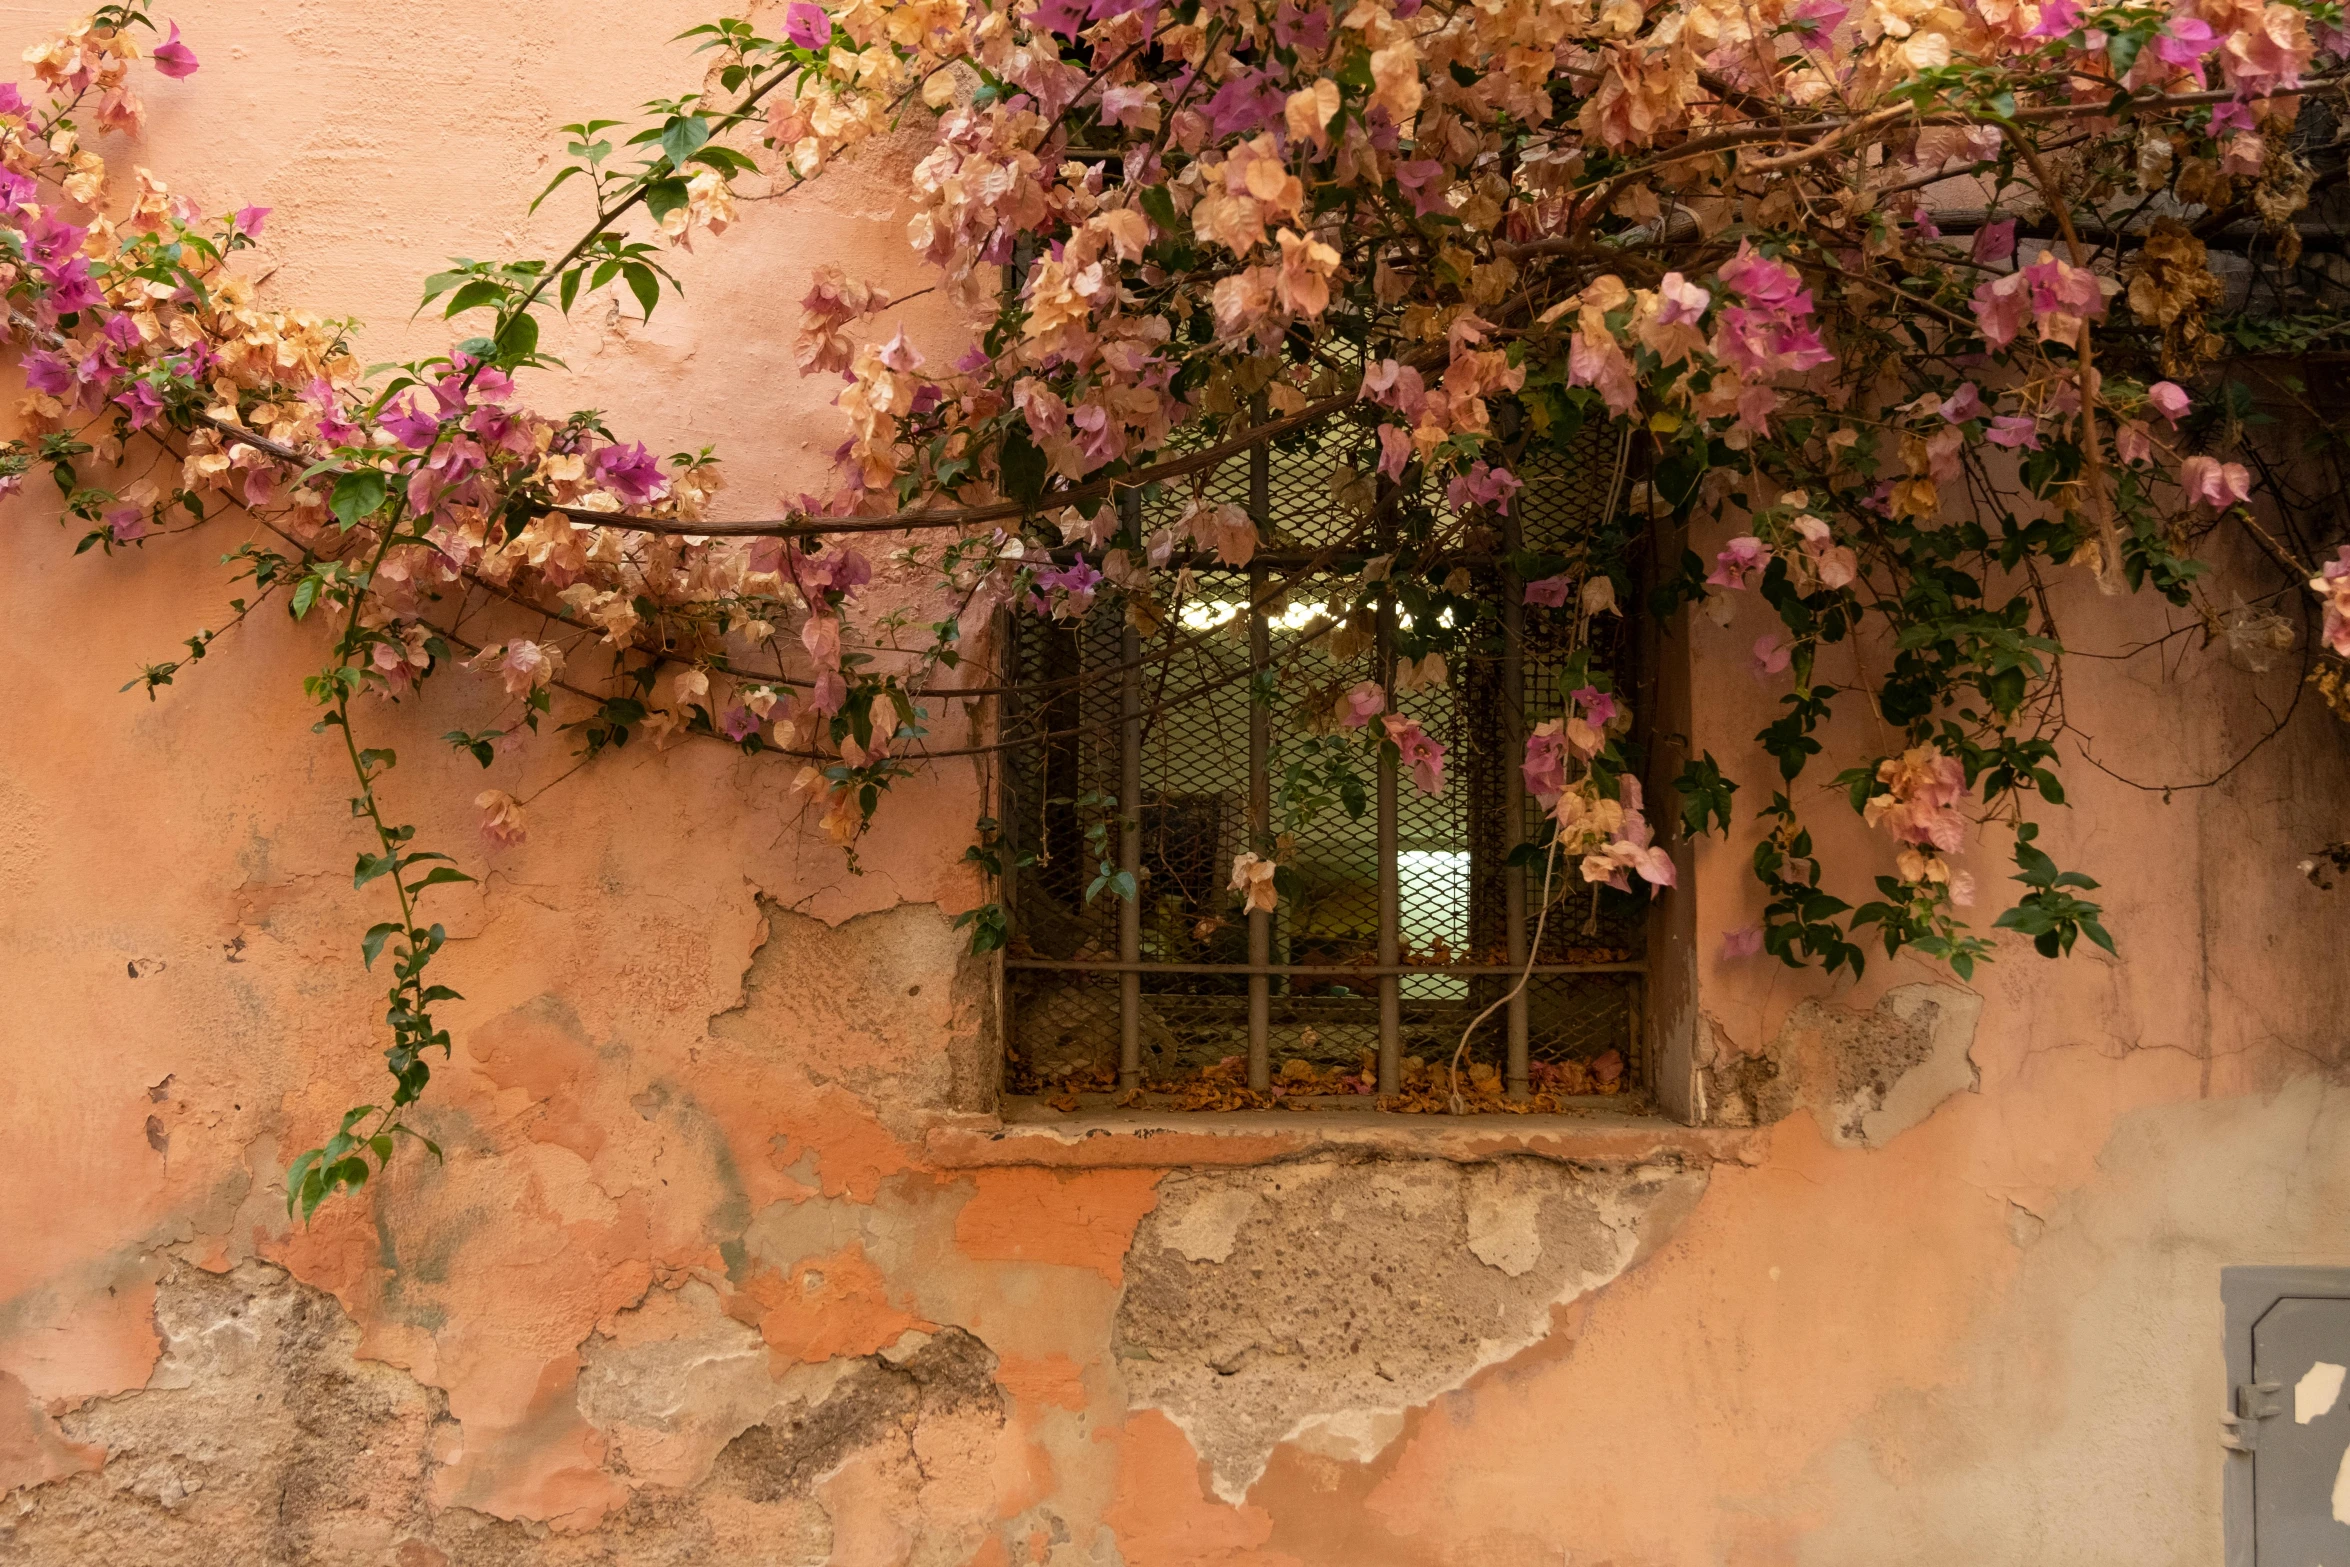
[1004,960,1647,976]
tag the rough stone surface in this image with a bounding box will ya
[1113,1157,1708,1500]
[1800,982,1984,1148]
[1,1262,1007,1567]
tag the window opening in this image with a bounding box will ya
[997,413,1646,1113]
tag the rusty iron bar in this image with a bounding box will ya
[1246,425,1273,1094]
[997,607,1023,1071]
[1375,511,1401,1097]
[1117,492,1144,1094]
[1502,510,1531,1100]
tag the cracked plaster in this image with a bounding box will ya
[1113,1156,1708,1500]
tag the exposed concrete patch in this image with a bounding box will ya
[1,1259,1009,1565]
[2,1260,448,1564]
[1799,983,1984,1148]
[1697,1010,1797,1129]
[1154,1186,1262,1264]
[712,899,997,1137]
[577,1279,855,1490]
[1112,1156,1707,1501]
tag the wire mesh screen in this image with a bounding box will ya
[999,421,1645,1111]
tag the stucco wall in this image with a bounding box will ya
[4,4,2350,1562]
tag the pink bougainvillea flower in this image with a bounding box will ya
[105,501,149,542]
[719,703,762,743]
[2115,420,2154,465]
[2210,99,2257,134]
[1864,745,1969,852]
[783,2,833,50]
[791,541,873,600]
[1985,414,2042,449]
[1523,574,1574,608]
[1788,0,1846,31]
[1360,359,1425,415]
[1392,159,1453,217]
[2181,454,2252,509]
[1445,460,1521,515]
[1720,925,1764,959]
[1970,270,2031,348]
[1655,272,1711,326]
[1971,218,2016,265]
[2030,0,2080,36]
[2152,14,2217,65]
[476,790,527,848]
[20,349,71,396]
[476,639,561,697]
[2147,381,2191,422]
[1571,685,1620,726]
[1708,535,1770,590]
[1382,715,1446,795]
[809,668,848,715]
[2309,546,2350,657]
[1940,382,1985,423]
[230,204,269,240]
[1716,243,1804,306]
[149,23,199,78]
[1522,724,1568,802]
[591,441,668,506]
[2016,255,2108,342]
[380,397,439,450]
[114,377,165,430]
[1750,634,1792,679]
[1339,680,1387,729]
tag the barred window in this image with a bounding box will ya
[996,417,1647,1113]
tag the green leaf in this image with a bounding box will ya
[644,177,691,224]
[690,145,757,175]
[361,921,403,969]
[2106,23,2149,78]
[1139,183,1178,235]
[406,865,476,892]
[529,163,585,214]
[1671,753,1738,838]
[284,1148,323,1214]
[441,277,506,319]
[999,422,1049,508]
[622,262,661,319]
[495,309,540,361]
[330,469,386,530]
[659,115,712,170]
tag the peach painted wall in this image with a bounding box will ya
[3,4,2349,1563]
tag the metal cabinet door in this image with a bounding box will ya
[2226,1268,2350,1567]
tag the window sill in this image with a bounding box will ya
[922,1099,1762,1170]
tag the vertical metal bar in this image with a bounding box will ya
[997,606,1021,934]
[1376,519,1401,1097]
[1247,431,1272,1093]
[1118,492,1144,1093]
[1501,514,1530,1100]
[996,608,1021,1086]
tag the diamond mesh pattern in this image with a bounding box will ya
[1001,419,1645,1103]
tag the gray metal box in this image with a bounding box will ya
[2224,1267,2350,1566]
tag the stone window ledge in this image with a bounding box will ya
[922,1102,1762,1170]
